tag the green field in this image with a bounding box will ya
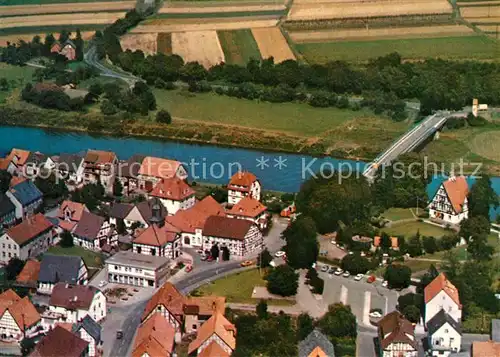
[154,88,386,136]
[0,24,107,36]
[0,63,35,103]
[193,268,294,305]
[45,245,105,268]
[381,208,416,221]
[382,221,450,237]
[152,10,284,19]
[218,29,261,65]
[296,36,500,63]
[469,130,500,162]
[1,0,124,4]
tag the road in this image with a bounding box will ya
[363,110,465,180]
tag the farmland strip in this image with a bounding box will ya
[0,1,134,16]
[0,12,125,29]
[157,32,172,54]
[251,27,295,63]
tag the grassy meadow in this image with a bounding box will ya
[218,29,261,65]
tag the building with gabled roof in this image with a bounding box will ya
[428,176,469,225]
[0,193,16,228]
[37,254,88,295]
[424,273,461,324]
[132,312,175,357]
[56,153,85,184]
[83,150,117,192]
[6,179,43,219]
[0,289,41,342]
[4,148,31,175]
[378,311,417,357]
[202,215,263,258]
[132,223,181,259]
[138,156,188,191]
[227,171,261,206]
[116,154,146,195]
[16,259,41,289]
[72,316,102,357]
[58,200,88,223]
[188,313,237,357]
[149,177,196,215]
[110,198,169,232]
[227,196,268,230]
[31,325,89,357]
[73,211,116,251]
[0,213,54,263]
[299,329,335,357]
[426,309,461,356]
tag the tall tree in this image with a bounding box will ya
[44,34,56,56]
[467,234,494,261]
[296,313,315,341]
[113,178,123,197]
[317,303,357,340]
[384,264,411,289]
[282,216,319,269]
[468,174,499,220]
[74,29,84,61]
[459,216,491,242]
[256,300,268,319]
[59,230,74,248]
[5,258,25,281]
[266,265,299,297]
[0,170,12,194]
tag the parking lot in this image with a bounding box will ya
[317,263,413,327]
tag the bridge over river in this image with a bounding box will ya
[363,111,468,181]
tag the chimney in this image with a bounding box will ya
[149,200,164,227]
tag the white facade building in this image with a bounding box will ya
[149,178,196,215]
[427,310,462,357]
[424,273,462,325]
[227,171,261,206]
[428,176,469,225]
[378,311,418,357]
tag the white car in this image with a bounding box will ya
[369,311,383,318]
[382,280,388,288]
[354,274,364,281]
[275,251,286,258]
[334,268,343,276]
[321,265,329,272]
[98,280,108,288]
[342,271,350,278]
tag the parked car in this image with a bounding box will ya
[275,251,286,258]
[321,265,329,272]
[116,330,123,340]
[369,311,383,318]
[328,267,336,274]
[207,256,215,262]
[98,280,107,288]
[342,271,350,278]
[382,280,388,288]
[334,268,343,276]
[366,275,376,283]
[354,274,363,281]
[240,260,254,267]
[185,265,193,273]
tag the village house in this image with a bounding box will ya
[109,202,134,228]
[15,259,41,292]
[72,316,103,357]
[0,289,41,342]
[50,40,77,61]
[428,176,469,225]
[149,177,196,215]
[38,254,88,295]
[142,282,226,342]
[132,222,181,259]
[23,151,56,178]
[72,211,116,251]
[0,213,54,264]
[424,273,462,325]
[6,179,43,220]
[378,311,418,357]
[116,154,145,195]
[109,199,169,231]
[2,148,31,175]
[105,250,171,288]
[57,200,89,232]
[31,325,89,357]
[202,216,263,258]
[227,171,261,206]
[298,329,336,357]
[426,309,462,356]
[137,156,188,191]
[188,312,237,357]
[227,196,268,230]
[82,150,118,191]
[56,153,85,184]
[167,196,225,248]
[132,313,175,357]
[0,193,16,228]
[45,283,106,326]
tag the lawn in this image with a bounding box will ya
[296,36,500,63]
[45,245,105,268]
[381,208,416,221]
[218,29,261,65]
[193,268,295,306]
[1,0,124,4]
[154,88,382,136]
[382,221,450,237]
[0,63,35,103]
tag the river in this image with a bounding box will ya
[0,125,499,219]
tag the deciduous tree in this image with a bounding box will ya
[266,265,299,297]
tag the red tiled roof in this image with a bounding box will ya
[84,150,116,165]
[73,211,105,240]
[378,311,416,350]
[188,313,236,354]
[139,156,183,180]
[6,213,53,246]
[31,326,88,357]
[59,220,77,232]
[227,196,266,218]
[424,273,461,307]
[132,313,175,357]
[0,289,40,331]
[133,224,179,247]
[16,259,41,284]
[472,340,500,357]
[49,283,101,310]
[203,216,254,240]
[197,341,230,357]
[166,196,225,234]
[7,148,31,166]
[184,296,226,316]
[0,158,10,171]
[142,282,185,322]
[228,171,257,188]
[442,176,468,214]
[150,178,195,201]
[58,200,87,222]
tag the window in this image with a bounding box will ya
[1,244,4,248]
[1,252,4,257]
[192,324,197,330]
[8,253,11,258]
[7,244,10,249]
[444,329,448,333]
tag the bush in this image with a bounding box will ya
[266,265,299,297]
[445,117,466,130]
[156,109,172,124]
[467,113,488,127]
[384,264,411,289]
[100,99,118,115]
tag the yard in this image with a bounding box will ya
[45,245,105,268]
[0,63,35,102]
[296,36,500,63]
[153,88,387,136]
[192,268,294,305]
[381,208,416,221]
[381,221,450,238]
